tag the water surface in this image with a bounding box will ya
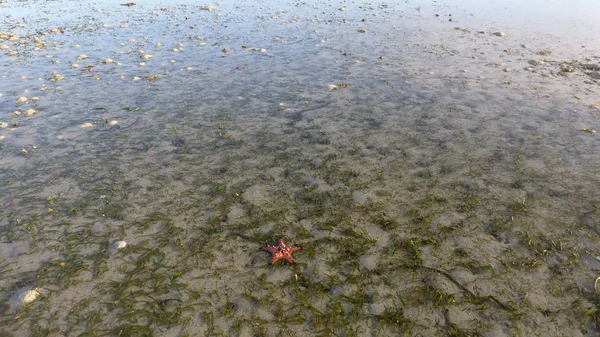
[1,0,600,336]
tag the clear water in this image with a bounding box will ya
[1,0,600,336]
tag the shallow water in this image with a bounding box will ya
[1,0,600,336]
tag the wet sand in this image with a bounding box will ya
[1,0,600,336]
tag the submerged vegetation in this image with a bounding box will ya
[1,0,600,336]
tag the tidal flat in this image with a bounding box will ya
[1,0,600,336]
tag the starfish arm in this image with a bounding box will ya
[269,255,283,265]
[261,246,278,254]
[283,255,296,264]
[289,245,302,253]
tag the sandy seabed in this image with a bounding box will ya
[1,0,600,336]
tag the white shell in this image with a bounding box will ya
[79,122,93,129]
[113,241,127,250]
[18,289,40,305]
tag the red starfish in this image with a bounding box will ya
[261,238,302,265]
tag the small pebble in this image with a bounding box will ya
[493,32,506,37]
[79,122,93,129]
[51,74,64,81]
